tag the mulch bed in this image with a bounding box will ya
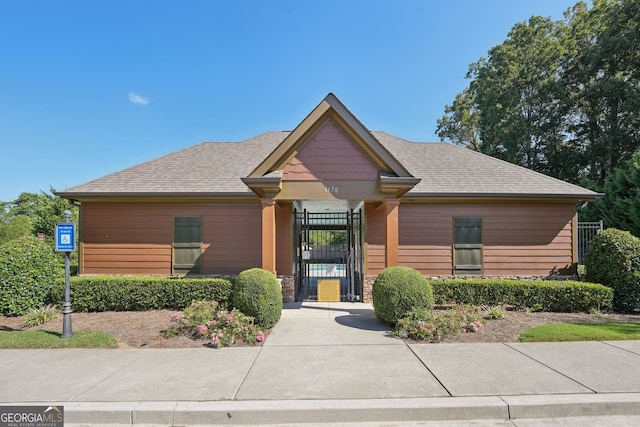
[2,309,639,348]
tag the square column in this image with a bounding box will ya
[384,199,400,267]
[261,198,277,274]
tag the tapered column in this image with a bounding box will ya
[261,198,277,274]
[384,199,400,267]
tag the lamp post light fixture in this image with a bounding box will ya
[60,209,74,339]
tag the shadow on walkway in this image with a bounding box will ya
[283,302,390,332]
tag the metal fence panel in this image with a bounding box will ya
[577,220,603,263]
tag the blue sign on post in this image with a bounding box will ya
[55,223,76,252]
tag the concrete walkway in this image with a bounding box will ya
[1,302,640,426]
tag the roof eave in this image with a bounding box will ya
[401,192,603,203]
[379,176,422,198]
[55,191,260,203]
[240,175,283,198]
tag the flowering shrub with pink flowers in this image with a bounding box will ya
[395,305,485,342]
[166,300,265,348]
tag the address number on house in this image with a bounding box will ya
[324,186,339,193]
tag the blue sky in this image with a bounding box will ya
[0,0,584,202]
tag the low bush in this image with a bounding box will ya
[431,279,612,313]
[482,306,506,320]
[584,228,640,313]
[167,300,264,348]
[0,236,62,316]
[49,276,233,312]
[372,266,434,325]
[21,304,60,327]
[395,305,484,342]
[232,268,282,329]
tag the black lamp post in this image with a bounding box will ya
[61,209,73,339]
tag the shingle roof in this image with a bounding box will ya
[58,131,599,200]
[59,132,289,196]
[373,132,598,198]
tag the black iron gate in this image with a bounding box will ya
[294,209,362,301]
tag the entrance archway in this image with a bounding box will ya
[293,204,363,302]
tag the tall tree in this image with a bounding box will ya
[438,16,574,179]
[436,87,480,150]
[0,189,78,245]
[0,213,32,242]
[590,150,640,236]
[437,0,640,190]
[563,0,640,186]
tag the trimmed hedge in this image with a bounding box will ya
[431,278,612,313]
[232,268,282,329]
[0,236,62,316]
[584,228,640,313]
[48,276,233,312]
[372,266,434,325]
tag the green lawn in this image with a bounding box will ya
[520,322,640,342]
[0,330,119,349]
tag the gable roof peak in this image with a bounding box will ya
[246,93,415,180]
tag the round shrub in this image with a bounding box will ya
[232,268,282,329]
[584,228,640,313]
[0,235,62,316]
[372,266,434,325]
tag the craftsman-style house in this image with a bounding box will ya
[58,94,599,302]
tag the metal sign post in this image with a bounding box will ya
[55,210,75,339]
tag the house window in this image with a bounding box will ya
[454,217,482,274]
[173,216,202,275]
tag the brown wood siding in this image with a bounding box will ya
[275,203,293,275]
[82,243,171,274]
[365,204,386,274]
[80,203,261,275]
[399,203,575,276]
[283,120,379,181]
[201,205,261,275]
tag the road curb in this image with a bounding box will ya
[51,393,640,425]
[502,393,640,419]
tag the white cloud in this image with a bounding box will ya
[128,92,149,106]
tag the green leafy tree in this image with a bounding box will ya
[588,151,640,236]
[1,190,77,242]
[437,0,640,190]
[438,16,572,179]
[0,213,32,242]
[563,0,640,186]
[478,16,568,174]
[436,87,481,150]
[10,189,78,242]
[308,230,347,248]
[0,190,78,266]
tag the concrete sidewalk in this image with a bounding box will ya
[1,302,640,426]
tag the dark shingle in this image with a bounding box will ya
[373,132,597,197]
[58,130,598,199]
[59,132,289,195]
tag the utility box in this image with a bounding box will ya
[317,279,340,302]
